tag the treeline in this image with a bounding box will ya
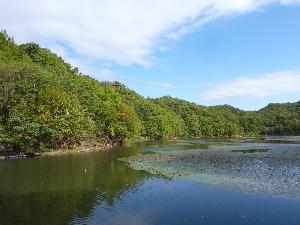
[0,31,299,153]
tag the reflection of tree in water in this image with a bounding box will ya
[0,147,150,225]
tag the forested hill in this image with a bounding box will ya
[0,31,299,153]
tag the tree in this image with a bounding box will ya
[3,87,92,152]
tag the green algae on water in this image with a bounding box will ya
[231,149,271,153]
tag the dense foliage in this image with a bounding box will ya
[0,31,299,153]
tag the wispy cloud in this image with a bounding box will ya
[58,54,117,81]
[1,1,300,66]
[96,69,117,81]
[201,70,300,100]
[148,81,176,89]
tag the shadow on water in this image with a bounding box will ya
[0,144,151,225]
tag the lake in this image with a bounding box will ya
[0,137,300,225]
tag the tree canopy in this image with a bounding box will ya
[0,31,299,153]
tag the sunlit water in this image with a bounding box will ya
[0,137,300,225]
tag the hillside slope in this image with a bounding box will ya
[0,31,299,153]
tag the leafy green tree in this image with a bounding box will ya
[3,87,92,152]
[0,30,299,153]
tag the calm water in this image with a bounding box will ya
[0,139,300,225]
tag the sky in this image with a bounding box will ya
[1,0,300,110]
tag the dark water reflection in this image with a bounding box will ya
[0,144,149,225]
[0,139,300,225]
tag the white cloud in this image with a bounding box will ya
[148,81,176,89]
[57,54,117,80]
[201,70,300,100]
[96,69,117,81]
[1,0,300,66]
[46,43,68,58]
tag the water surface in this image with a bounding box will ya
[0,138,300,225]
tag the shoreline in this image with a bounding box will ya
[1,135,299,160]
[0,140,120,160]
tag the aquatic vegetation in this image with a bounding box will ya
[143,141,210,152]
[183,143,210,150]
[231,149,270,153]
[120,141,300,198]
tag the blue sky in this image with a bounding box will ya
[115,4,300,110]
[1,1,300,110]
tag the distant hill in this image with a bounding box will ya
[0,31,299,153]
